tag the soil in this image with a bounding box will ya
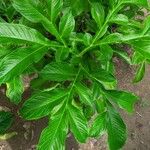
[0,60,150,150]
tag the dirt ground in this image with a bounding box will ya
[0,60,150,150]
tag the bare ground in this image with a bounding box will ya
[0,60,150,150]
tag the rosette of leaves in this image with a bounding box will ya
[0,0,149,149]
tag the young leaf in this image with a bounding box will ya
[83,33,93,46]
[68,104,88,143]
[0,23,49,46]
[59,8,75,38]
[47,0,63,23]
[106,105,127,150]
[0,46,48,84]
[90,112,106,137]
[133,62,146,83]
[0,111,13,134]
[105,90,138,113]
[6,76,24,104]
[20,89,67,120]
[91,2,105,28]
[74,83,93,106]
[40,62,77,81]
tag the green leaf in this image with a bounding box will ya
[133,62,146,83]
[105,90,138,113]
[38,103,68,150]
[91,69,116,83]
[6,76,24,104]
[55,47,69,62]
[0,46,48,84]
[91,2,105,28]
[83,33,93,46]
[122,0,149,7]
[90,112,106,137]
[13,0,60,38]
[99,33,150,61]
[142,15,150,34]
[0,46,10,58]
[59,8,75,38]
[0,111,13,134]
[113,49,131,65]
[40,62,77,81]
[99,32,149,45]
[106,105,127,150]
[99,45,113,61]
[109,14,129,25]
[74,83,93,106]
[47,0,63,23]
[13,0,49,24]
[64,0,89,16]
[68,104,88,143]
[132,52,145,64]
[130,40,150,60]
[20,89,67,120]
[0,23,49,45]
[108,0,118,8]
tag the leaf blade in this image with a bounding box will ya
[68,105,88,143]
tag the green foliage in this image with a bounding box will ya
[0,111,13,134]
[0,0,149,149]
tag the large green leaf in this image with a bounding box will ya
[6,76,24,104]
[91,2,105,28]
[0,46,48,84]
[0,23,49,45]
[0,111,13,134]
[13,0,61,39]
[105,90,138,113]
[74,83,93,106]
[106,105,127,150]
[99,33,142,45]
[68,104,88,143]
[20,89,67,120]
[99,32,150,60]
[59,8,75,38]
[40,62,77,81]
[13,0,49,25]
[38,103,68,150]
[47,0,63,23]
